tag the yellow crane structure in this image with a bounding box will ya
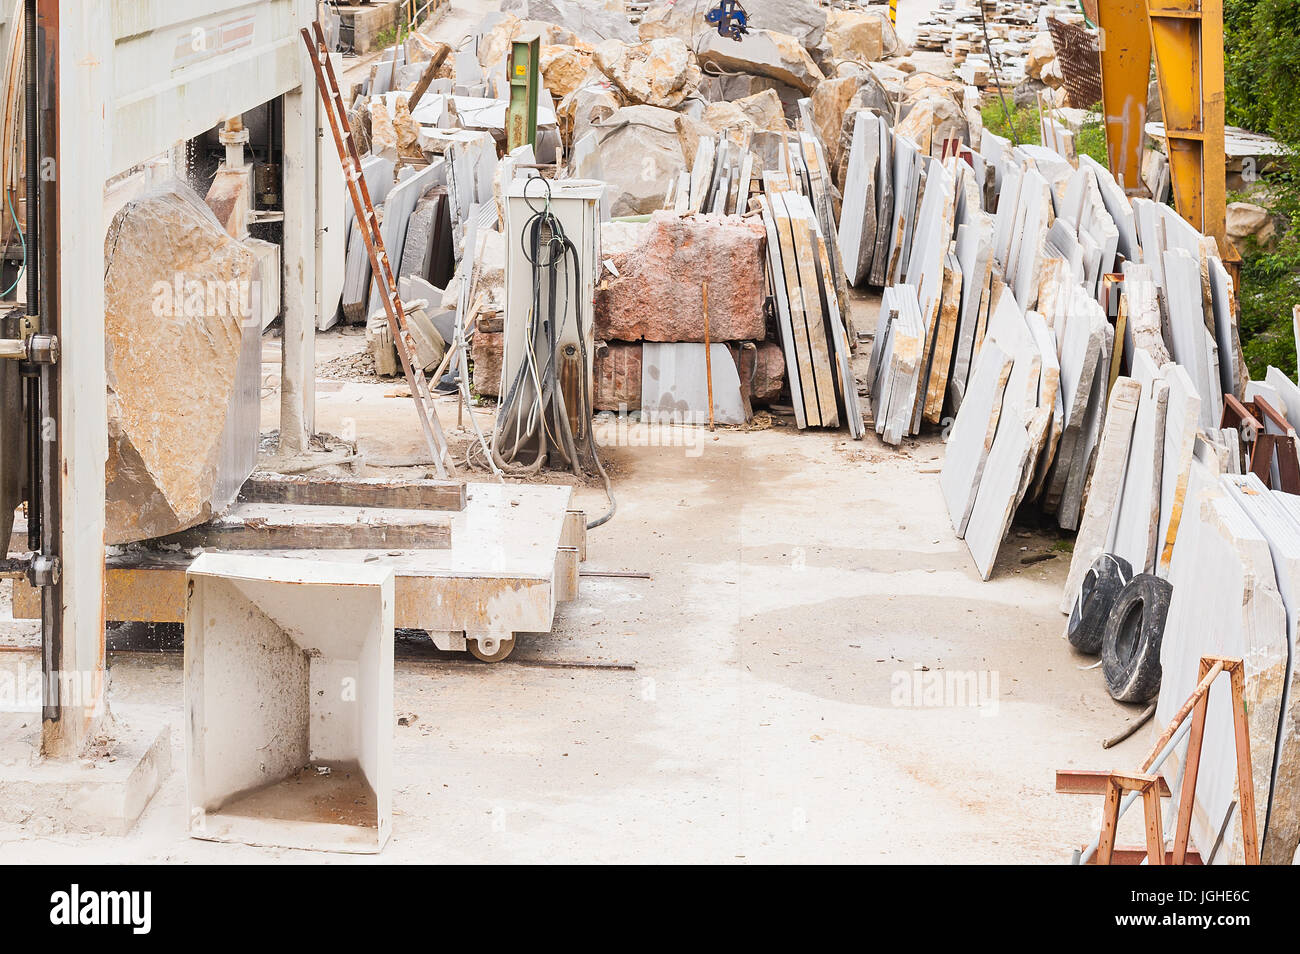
[1094,0,1228,251]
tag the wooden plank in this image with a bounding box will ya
[240,472,466,511]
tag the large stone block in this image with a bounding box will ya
[498,0,636,43]
[702,89,786,133]
[695,29,825,95]
[595,211,766,342]
[593,37,700,109]
[104,183,256,544]
[824,10,884,63]
[593,105,686,216]
[541,44,594,98]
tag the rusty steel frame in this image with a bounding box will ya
[1059,654,1260,865]
[1221,392,1300,493]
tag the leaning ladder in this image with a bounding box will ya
[300,21,452,478]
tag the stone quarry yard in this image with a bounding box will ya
[0,286,1153,863]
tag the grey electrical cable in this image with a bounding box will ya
[489,177,615,528]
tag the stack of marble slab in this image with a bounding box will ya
[837,110,894,289]
[759,190,862,436]
[672,131,755,217]
[869,285,925,446]
[859,132,980,438]
[1155,471,1298,864]
[1132,195,1244,407]
[941,283,1054,578]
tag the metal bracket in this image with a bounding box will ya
[27,553,60,588]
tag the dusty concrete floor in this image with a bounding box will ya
[0,1,1159,863]
[0,292,1154,864]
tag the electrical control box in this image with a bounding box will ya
[501,176,603,423]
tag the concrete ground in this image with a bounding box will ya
[0,1,1159,863]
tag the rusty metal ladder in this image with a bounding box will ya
[300,21,452,478]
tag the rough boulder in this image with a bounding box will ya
[104,183,256,544]
[593,37,701,109]
[595,211,766,341]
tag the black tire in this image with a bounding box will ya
[1102,574,1172,703]
[1067,554,1133,654]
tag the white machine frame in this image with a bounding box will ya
[46,0,326,756]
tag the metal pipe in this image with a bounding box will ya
[22,0,38,554]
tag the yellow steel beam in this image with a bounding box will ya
[1147,0,1227,249]
[1096,0,1153,195]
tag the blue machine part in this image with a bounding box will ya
[705,0,748,40]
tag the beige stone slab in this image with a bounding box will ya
[1060,377,1141,613]
[1158,482,1286,864]
[941,340,1013,538]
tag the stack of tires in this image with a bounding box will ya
[1066,554,1172,704]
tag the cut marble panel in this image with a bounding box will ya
[1060,377,1142,613]
[1042,290,1104,514]
[942,340,1013,538]
[1228,476,1300,863]
[922,251,963,425]
[837,110,879,286]
[1160,246,1223,432]
[759,195,808,428]
[871,286,925,446]
[1058,320,1114,530]
[1265,366,1300,428]
[1156,363,1203,577]
[641,342,746,426]
[885,135,921,286]
[949,212,995,413]
[367,161,441,315]
[1010,169,1052,311]
[1159,481,1286,864]
[689,137,717,214]
[868,117,894,287]
[1209,257,1245,400]
[964,407,1031,581]
[1023,310,1061,505]
[905,156,956,431]
[783,192,840,428]
[991,159,1023,276]
[1109,350,1169,574]
[1078,154,1137,262]
[1120,261,1170,369]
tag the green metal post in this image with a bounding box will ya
[506,34,540,153]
